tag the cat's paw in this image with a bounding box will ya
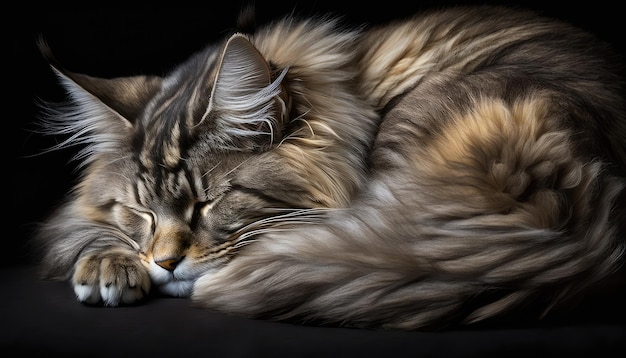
[71,248,151,306]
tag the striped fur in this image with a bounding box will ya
[36,5,625,330]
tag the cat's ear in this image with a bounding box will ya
[56,72,162,126]
[39,40,162,125]
[201,33,288,150]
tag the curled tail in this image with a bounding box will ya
[192,92,624,329]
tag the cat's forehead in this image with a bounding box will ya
[133,164,202,202]
[134,53,222,172]
[130,142,246,196]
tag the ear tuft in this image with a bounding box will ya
[37,39,163,165]
[236,3,257,34]
[38,38,163,124]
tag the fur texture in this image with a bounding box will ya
[35,5,625,330]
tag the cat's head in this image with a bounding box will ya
[38,18,376,296]
[38,33,332,296]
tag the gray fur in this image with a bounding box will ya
[36,5,625,330]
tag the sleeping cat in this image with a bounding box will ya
[35,5,626,330]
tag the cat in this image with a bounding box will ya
[34,5,626,330]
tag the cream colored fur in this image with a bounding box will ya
[37,5,625,330]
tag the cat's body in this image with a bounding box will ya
[36,5,626,330]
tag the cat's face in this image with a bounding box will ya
[80,143,308,296]
[41,28,367,296]
[45,34,319,296]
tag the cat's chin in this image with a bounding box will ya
[147,261,198,297]
[156,280,194,297]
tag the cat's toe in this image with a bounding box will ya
[72,255,103,304]
[101,276,151,305]
[73,283,101,304]
[100,283,123,306]
[99,254,151,305]
[121,285,149,304]
[98,282,147,305]
[71,249,152,306]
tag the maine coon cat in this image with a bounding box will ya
[35,5,626,330]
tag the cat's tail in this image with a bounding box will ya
[192,95,625,330]
[191,176,623,330]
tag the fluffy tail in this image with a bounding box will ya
[192,96,625,330]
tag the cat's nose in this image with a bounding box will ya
[155,256,184,271]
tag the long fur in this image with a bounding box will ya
[36,5,625,330]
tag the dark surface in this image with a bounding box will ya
[6,1,626,356]
[2,265,625,357]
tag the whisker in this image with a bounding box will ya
[201,208,333,261]
[232,239,260,249]
[278,109,313,146]
[201,162,222,178]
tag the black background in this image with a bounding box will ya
[3,2,625,355]
[8,0,626,268]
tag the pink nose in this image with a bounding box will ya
[155,256,184,271]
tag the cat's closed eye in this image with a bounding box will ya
[129,206,156,231]
[115,204,156,237]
